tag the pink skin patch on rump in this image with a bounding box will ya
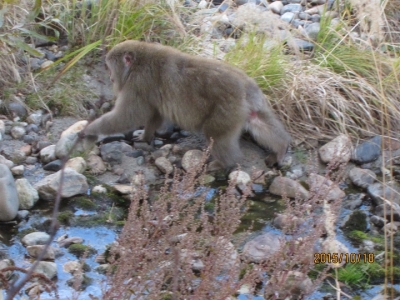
[250,111,258,118]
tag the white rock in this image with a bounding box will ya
[319,134,352,164]
[155,157,174,175]
[0,164,19,221]
[11,165,24,176]
[34,167,89,200]
[181,150,204,172]
[308,173,345,201]
[56,120,96,159]
[22,232,51,246]
[16,178,39,209]
[269,177,309,200]
[92,185,107,194]
[228,170,251,185]
[269,1,283,14]
[40,145,56,163]
[34,261,57,279]
[11,126,26,139]
[65,157,87,173]
[27,245,59,260]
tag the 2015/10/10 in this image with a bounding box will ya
[314,253,375,264]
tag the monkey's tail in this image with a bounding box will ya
[244,109,291,166]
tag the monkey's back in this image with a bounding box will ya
[109,40,258,132]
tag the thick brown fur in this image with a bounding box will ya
[83,40,291,168]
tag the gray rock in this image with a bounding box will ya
[25,124,39,133]
[368,182,400,205]
[43,159,62,171]
[100,142,123,164]
[11,126,26,139]
[16,210,30,220]
[0,155,13,168]
[370,215,386,227]
[86,154,106,174]
[0,164,19,221]
[305,22,320,40]
[27,111,43,125]
[23,134,37,144]
[58,237,84,248]
[308,173,345,201]
[0,259,14,279]
[125,150,144,158]
[27,245,60,260]
[293,38,314,51]
[281,11,295,23]
[34,261,57,279]
[155,157,174,175]
[8,150,26,164]
[292,19,305,28]
[0,120,5,135]
[16,178,39,210]
[29,58,41,71]
[266,271,313,298]
[343,193,366,210]
[63,260,81,273]
[40,145,56,163]
[298,12,311,20]
[319,134,352,164]
[25,156,38,165]
[273,213,304,230]
[281,3,302,14]
[310,14,321,22]
[269,176,309,199]
[310,0,326,4]
[22,232,51,246]
[242,233,282,263]
[352,136,381,164]
[8,101,27,117]
[348,167,377,189]
[37,141,52,151]
[152,148,170,160]
[137,156,145,165]
[375,202,400,221]
[34,167,89,200]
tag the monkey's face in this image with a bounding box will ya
[105,61,114,83]
[106,52,135,91]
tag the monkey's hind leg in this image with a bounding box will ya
[245,110,291,167]
[133,111,163,144]
[203,122,244,170]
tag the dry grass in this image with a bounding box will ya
[104,153,260,299]
[273,61,400,141]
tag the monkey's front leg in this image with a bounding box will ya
[83,106,135,136]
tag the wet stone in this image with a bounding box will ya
[352,136,381,164]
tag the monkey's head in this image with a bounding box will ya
[105,40,148,90]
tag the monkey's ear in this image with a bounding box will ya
[123,53,134,67]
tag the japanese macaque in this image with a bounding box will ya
[81,40,291,169]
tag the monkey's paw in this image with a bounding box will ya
[132,129,145,142]
[77,130,98,142]
[77,130,86,139]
